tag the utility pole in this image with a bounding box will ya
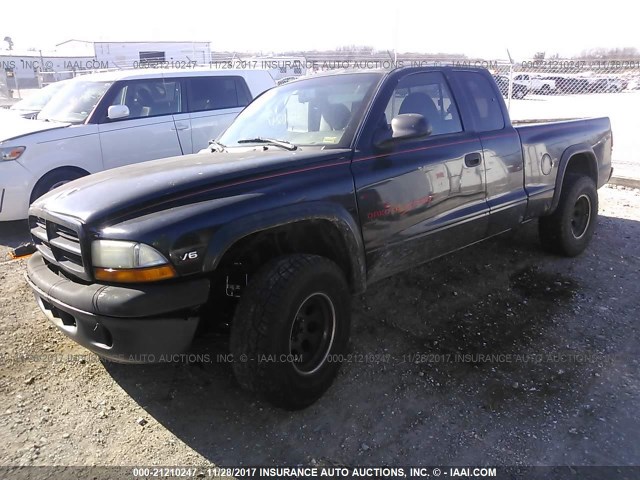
[39,50,45,87]
[506,48,515,111]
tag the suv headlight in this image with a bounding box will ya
[1,146,26,161]
[91,240,176,282]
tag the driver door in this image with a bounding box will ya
[351,71,489,282]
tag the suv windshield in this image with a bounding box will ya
[38,81,113,124]
[218,73,383,149]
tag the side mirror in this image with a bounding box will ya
[107,105,130,120]
[391,113,432,139]
[375,114,431,149]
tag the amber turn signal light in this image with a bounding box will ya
[94,265,177,283]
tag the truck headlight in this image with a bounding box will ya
[91,240,176,282]
[1,146,26,161]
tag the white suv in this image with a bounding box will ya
[0,68,275,221]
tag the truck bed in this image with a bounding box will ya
[515,116,613,218]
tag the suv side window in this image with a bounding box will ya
[384,72,462,136]
[187,76,251,113]
[456,72,505,132]
[108,79,182,119]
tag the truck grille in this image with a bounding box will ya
[29,216,88,279]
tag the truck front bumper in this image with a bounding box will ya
[26,252,210,363]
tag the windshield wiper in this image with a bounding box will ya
[208,140,227,152]
[237,137,298,151]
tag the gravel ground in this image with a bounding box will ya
[0,185,639,472]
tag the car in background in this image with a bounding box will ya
[626,76,640,90]
[513,73,556,94]
[588,77,627,93]
[543,76,590,94]
[0,68,275,221]
[493,74,528,99]
[6,80,71,119]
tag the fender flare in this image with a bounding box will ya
[549,143,598,213]
[203,201,367,293]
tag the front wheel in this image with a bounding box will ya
[539,175,598,256]
[229,254,351,410]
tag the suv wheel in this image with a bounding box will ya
[539,175,598,256]
[229,254,351,410]
[30,168,86,204]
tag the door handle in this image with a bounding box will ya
[173,123,189,131]
[464,152,482,167]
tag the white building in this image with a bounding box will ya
[1,40,213,95]
[59,40,212,69]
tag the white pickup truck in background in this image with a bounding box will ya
[0,68,275,221]
[513,73,557,95]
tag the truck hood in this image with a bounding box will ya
[0,116,69,142]
[31,147,352,225]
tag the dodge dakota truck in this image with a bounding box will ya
[26,67,613,409]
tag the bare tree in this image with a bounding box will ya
[577,47,640,59]
[3,36,14,50]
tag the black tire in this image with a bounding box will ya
[30,168,86,204]
[229,254,351,410]
[539,175,598,257]
[513,88,525,99]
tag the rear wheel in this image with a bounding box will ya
[539,175,598,256]
[513,87,526,99]
[229,254,351,410]
[30,168,87,204]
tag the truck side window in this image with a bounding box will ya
[187,76,250,112]
[384,72,462,136]
[457,72,505,132]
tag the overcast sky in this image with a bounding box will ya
[5,0,638,59]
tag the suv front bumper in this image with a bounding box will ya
[26,252,210,363]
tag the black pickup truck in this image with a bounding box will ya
[26,67,613,409]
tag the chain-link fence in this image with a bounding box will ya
[489,59,640,177]
[8,54,640,176]
[492,60,640,100]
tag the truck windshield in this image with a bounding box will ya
[218,73,383,149]
[38,81,113,124]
